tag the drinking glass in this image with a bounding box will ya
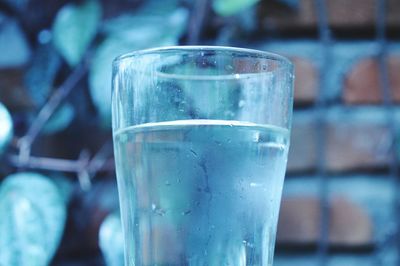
[111,46,294,266]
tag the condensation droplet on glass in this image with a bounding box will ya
[165,181,171,186]
[252,132,260,142]
[224,110,234,117]
[182,210,192,216]
[225,65,234,71]
[151,203,165,216]
[250,182,259,187]
[238,100,245,108]
[243,240,254,248]
[190,149,198,157]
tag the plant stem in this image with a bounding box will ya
[17,56,90,161]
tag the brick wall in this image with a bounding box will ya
[254,1,400,261]
[258,0,400,33]
[250,38,400,263]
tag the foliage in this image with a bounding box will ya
[0,14,31,67]
[89,1,188,126]
[24,44,62,107]
[0,103,13,154]
[52,0,101,66]
[0,173,67,265]
[99,213,124,266]
[0,0,264,263]
[42,103,75,134]
[212,0,260,16]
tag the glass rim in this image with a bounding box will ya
[112,46,293,81]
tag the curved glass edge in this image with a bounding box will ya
[112,45,293,70]
[111,46,295,131]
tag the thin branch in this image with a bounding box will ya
[187,0,210,44]
[87,140,113,176]
[17,55,90,161]
[101,158,115,172]
[8,155,82,172]
[6,154,115,174]
[77,149,91,190]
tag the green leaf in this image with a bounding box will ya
[99,213,124,266]
[135,0,182,15]
[52,0,101,66]
[50,174,74,204]
[89,6,188,127]
[0,172,66,265]
[0,102,13,154]
[0,15,31,67]
[212,0,260,16]
[43,103,75,135]
[24,44,62,107]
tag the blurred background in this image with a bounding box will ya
[0,0,399,265]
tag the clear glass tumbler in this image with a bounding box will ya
[111,46,294,266]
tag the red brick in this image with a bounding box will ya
[330,197,373,246]
[291,57,318,104]
[325,120,391,172]
[259,0,316,31]
[259,0,400,31]
[326,0,400,28]
[326,0,376,28]
[287,109,392,173]
[287,117,317,172]
[343,56,400,104]
[277,197,320,244]
[277,196,373,247]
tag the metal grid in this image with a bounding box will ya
[375,0,400,264]
[313,0,399,265]
[314,0,331,264]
